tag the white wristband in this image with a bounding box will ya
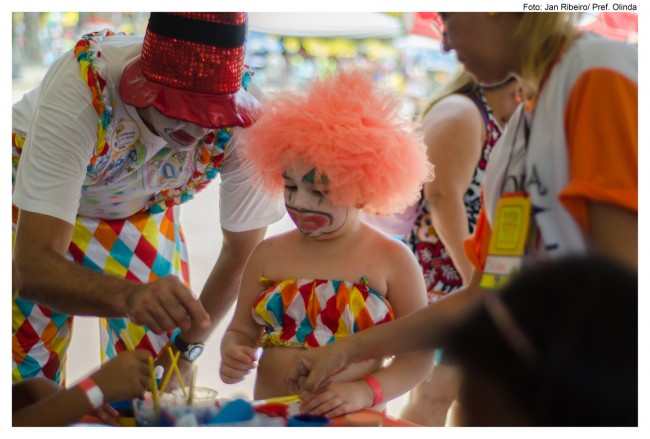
[78,377,104,409]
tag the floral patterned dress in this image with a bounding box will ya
[404,88,503,303]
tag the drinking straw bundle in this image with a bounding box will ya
[121,330,193,407]
[162,347,187,398]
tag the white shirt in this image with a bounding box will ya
[13,34,284,231]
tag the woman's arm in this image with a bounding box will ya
[589,201,637,270]
[287,247,486,397]
[421,95,485,284]
[362,241,435,404]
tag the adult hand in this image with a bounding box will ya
[286,344,351,396]
[124,276,211,334]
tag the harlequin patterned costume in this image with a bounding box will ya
[11,31,227,384]
[252,277,395,348]
[11,26,283,384]
[11,206,191,383]
[404,88,502,303]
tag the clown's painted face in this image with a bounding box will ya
[139,106,212,150]
[283,161,349,238]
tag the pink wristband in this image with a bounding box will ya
[78,377,104,409]
[360,375,383,406]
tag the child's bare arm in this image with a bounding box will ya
[12,350,150,427]
[363,240,435,404]
[219,243,267,383]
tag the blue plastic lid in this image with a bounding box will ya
[109,399,133,410]
[287,413,331,427]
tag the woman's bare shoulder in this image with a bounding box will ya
[422,93,483,129]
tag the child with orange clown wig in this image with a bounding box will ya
[220,69,434,418]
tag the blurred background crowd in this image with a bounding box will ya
[13,11,637,120]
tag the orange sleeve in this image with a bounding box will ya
[463,192,491,273]
[560,69,638,234]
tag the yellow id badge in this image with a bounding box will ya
[480,193,531,289]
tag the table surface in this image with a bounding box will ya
[330,409,418,427]
[80,408,419,427]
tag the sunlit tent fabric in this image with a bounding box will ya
[248,12,402,39]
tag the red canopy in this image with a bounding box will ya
[407,12,442,41]
[579,12,638,43]
[408,12,638,44]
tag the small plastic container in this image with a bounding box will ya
[132,387,220,426]
[287,413,331,427]
[133,398,160,427]
[171,386,219,406]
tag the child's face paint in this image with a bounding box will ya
[139,106,212,150]
[283,162,348,238]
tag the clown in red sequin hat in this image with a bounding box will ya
[120,12,260,128]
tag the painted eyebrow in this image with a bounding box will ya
[302,168,317,184]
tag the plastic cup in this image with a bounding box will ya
[171,386,218,406]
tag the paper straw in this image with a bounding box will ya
[166,347,188,398]
[159,350,181,393]
[254,394,302,405]
[148,356,159,408]
[120,329,135,351]
[188,364,197,406]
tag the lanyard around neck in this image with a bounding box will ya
[499,106,536,195]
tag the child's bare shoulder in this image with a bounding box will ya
[253,230,299,256]
[363,225,406,247]
[363,225,414,259]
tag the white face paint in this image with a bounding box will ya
[282,161,349,238]
[139,106,212,150]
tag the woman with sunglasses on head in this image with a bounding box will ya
[287,13,637,426]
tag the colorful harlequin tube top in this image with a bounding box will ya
[251,277,395,349]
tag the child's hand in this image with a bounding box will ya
[91,350,150,403]
[220,345,258,384]
[299,381,374,418]
[92,404,121,426]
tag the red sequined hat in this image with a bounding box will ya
[120,12,260,128]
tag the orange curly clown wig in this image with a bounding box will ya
[237,69,433,215]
